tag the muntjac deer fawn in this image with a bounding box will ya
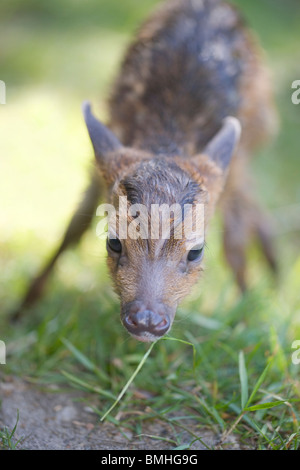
[14,0,278,342]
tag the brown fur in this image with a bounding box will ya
[14,0,277,338]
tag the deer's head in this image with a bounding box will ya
[83,102,241,341]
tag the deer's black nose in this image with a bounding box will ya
[123,302,170,341]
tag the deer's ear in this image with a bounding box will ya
[202,117,241,170]
[82,101,123,165]
[189,118,241,213]
[82,101,153,185]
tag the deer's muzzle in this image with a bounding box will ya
[122,300,172,342]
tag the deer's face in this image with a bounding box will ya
[82,102,241,341]
[106,159,207,342]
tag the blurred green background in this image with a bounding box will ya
[0,0,300,448]
[0,0,299,307]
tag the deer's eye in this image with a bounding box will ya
[187,245,204,262]
[107,237,122,253]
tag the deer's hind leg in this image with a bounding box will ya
[220,153,277,292]
[220,50,279,291]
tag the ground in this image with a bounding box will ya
[0,375,242,450]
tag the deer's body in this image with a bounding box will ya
[109,0,274,156]
[15,0,277,341]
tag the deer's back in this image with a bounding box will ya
[109,0,266,157]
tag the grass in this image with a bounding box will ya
[0,411,23,450]
[1,272,300,449]
[0,0,300,450]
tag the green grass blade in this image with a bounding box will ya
[61,337,109,383]
[244,401,287,412]
[245,360,272,408]
[101,341,157,422]
[162,336,197,370]
[9,409,20,440]
[244,399,300,412]
[196,396,225,429]
[239,351,248,409]
[61,370,115,400]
